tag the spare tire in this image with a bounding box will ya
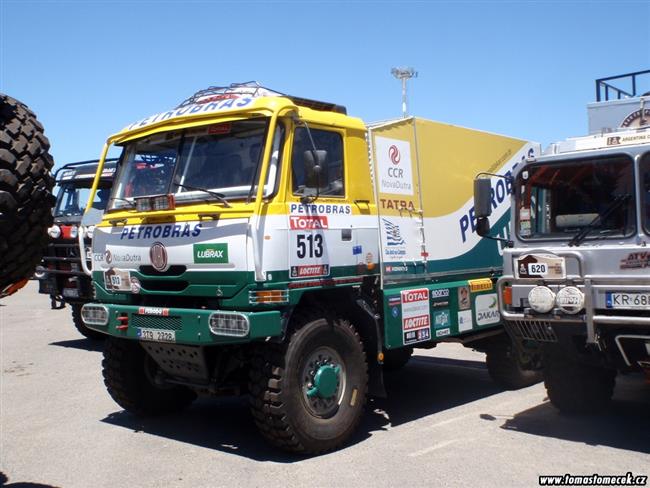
[0,94,55,296]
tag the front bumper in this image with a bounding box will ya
[83,303,283,345]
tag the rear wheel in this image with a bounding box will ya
[249,309,368,454]
[102,337,197,416]
[71,303,106,341]
[0,94,55,295]
[486,336,542,389]
[543,349,615,413]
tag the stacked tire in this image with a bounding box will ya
[0,94,55,297]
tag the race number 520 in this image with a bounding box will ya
[296,233,323,259]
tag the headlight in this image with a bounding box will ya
[86,225,95,239]
[69,225,78,239]
[48,225,61,239]
[208,312,250,337]
[556,286,585,314]
[528,286,555,313]
[81,304,109,326]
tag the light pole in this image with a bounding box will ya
[391,67,417,118]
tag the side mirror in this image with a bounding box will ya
[476,216,490,237]
[304,150,328,189]
[474,178,493,218]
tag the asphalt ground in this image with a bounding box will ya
[1,282,649,488]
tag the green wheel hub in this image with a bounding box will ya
[307,364,341,399]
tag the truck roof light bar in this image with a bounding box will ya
[595,69,650,102]
[176,81,347,115]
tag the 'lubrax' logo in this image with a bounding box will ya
[193,243,229,264]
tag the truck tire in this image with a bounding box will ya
[486,337,542,390]
[71,303,106,341]
[0,94,55,295]
[543,350,616,413]
[102,337,196,416]
[382,347,413,371]
[249,309,368,454]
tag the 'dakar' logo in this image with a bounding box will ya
[389,144,400,165]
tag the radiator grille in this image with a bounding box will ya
[131,314,182,331]
[508,319,558,343]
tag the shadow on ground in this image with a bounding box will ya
[49,339,104,352]
[101,353,501,462]
[493,373,650,454]
[0,471,60,488]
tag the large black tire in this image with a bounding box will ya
[249,309,368,454]
[71,303,106,341]
[102,337,197,416]
[543,349,616,413]
[382,347,413,371]
[486,337,542,389]
[0,94,55,295]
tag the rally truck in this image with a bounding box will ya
[474,70,650,413]
[36,159,116,339]
[79,82,539,453]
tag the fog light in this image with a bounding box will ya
[48,225,61,238]
[208,312,250,337]
[81,304,109,326]
[556,286,584,314]
[528,286,555,314]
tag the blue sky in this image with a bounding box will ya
[1,0,649,168]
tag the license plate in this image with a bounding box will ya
[104,268,131,292]
[137,328,176,343]
[606,292,650,309]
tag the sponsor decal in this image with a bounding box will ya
[125,96,254,132]
[433,309,451,329]
[130,277,141,294]
[401,288,431,345]
[516,254,565,279]
[288,203,352,215]
[388,296,402,306]
[620,252,650,269]
[458,310,473,332]
[103,249,141,265]
[375,136,414,195]
[290,264,330,278]
[120,223,201,240]
[193,243,229,264]
[101,167,116,176]
[391,307,399,318]
[431,288,450,299]
[60,170,75,180]
[289,215,329,230]
[436,328,450,338]
[382,218,405,246]
[458,286,470,310]
[432,300,449,308]
[469,278,493,293]
[475,293,500,326]
[606,132,650,146]
[620,108,650,129]
[208,122,232,134]
[385,264,409,273]
[137,306,170,316]
[352,245,363,256]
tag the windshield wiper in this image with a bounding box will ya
[568,194,631,247]
[174,182,232,208]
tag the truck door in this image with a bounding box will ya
[369,118,427,282]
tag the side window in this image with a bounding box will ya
[291,127,344,197]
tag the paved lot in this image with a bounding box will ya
[1,282,649,488]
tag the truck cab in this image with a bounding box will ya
[37,159,116,338]
[475,70,650,412]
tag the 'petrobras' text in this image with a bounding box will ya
[120,223,201,240]
[289,203,352,215]
[124,97,254,132]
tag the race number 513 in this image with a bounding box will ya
[296,233,323,259]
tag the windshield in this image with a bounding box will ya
[54,181,111,218]
[109,118,279,211]
[515,155,635,240]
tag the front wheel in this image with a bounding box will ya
[102,337,197,416]
[71,303,106,340]
[543,349,616,413]
[249,310,368,454]
[485,337,542,389]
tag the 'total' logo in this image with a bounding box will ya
[389,144,400,165]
